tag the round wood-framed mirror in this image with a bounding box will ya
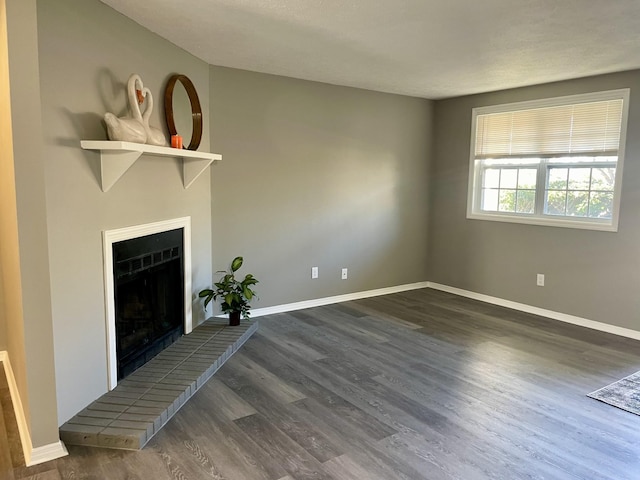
[164,74,203,150]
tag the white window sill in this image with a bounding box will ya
[466,211,618,232]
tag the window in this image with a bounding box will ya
[467,89,630,231]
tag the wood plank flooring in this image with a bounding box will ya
[5,288,640,479]
[0,365,20,480]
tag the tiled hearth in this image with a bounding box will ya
[60,318,257,450]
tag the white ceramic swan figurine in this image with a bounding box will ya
[141,86,168,146]
[104,74,147,143]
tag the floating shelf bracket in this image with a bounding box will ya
[184,157,215,189]
[81,140,222,192]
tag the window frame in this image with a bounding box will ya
[466,89,631,232]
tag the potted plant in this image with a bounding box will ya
[198,256,258,326]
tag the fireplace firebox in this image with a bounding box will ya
[113,228,184,380]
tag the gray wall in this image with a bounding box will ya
[429,70,640,333]
[6,0,59,448]
[209,66,433,309]
[36,0,214,424]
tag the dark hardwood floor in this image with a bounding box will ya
[5,288,640,479]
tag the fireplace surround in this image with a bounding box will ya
[103,217,192,389]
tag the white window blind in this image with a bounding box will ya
[467,89,630,232]
[475,99,624,158]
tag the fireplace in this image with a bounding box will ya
[103,217,193,389]
[113,228,184,380]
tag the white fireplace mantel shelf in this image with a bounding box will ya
[81,140,222,192]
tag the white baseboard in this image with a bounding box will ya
[28,440,68,466]
[244,281,431,318]
[427,282,640,341]
[0,351,68,466]
[215,278,640,341]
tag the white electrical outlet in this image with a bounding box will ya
[536,273,545,287]
[311,266,318,279]
[341,268,348,280]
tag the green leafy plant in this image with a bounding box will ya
[198,256,258,319]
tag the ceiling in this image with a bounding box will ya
[100,0,640,100]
